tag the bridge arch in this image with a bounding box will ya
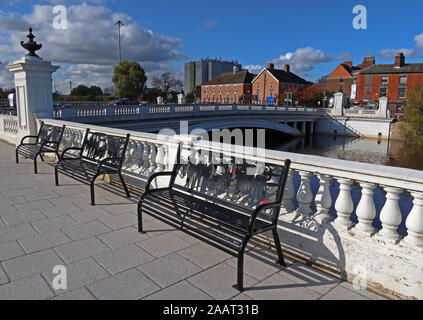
[184,119,304,136]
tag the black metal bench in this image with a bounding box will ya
[138,147,291,291]
[55,129,131,205]
[16,122,65,174]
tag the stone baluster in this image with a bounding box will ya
[148,144,157,172]
[163,145,170,171]
[404,191,423,248]
[355,182,377,235]
[295,171,314,215]
[141,142,150,172]
[334,178,354,229]
[155,145,166,172]
[314,174,333,224]
[135,141,144,173]
[378,187,403,243]
[281,169,296,214]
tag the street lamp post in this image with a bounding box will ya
[115,20,124,63]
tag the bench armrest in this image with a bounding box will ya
[145,171,174,193]
[97,157,123,172]
[60,147,82,160]
[20,135,38,145]
[39,141,60,152]
[248,201,281,233]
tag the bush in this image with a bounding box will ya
[401,85,423,145]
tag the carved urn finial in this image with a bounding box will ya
[20,28,42,58]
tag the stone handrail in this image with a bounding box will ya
[52,103,327,122]
[0,114,19,144]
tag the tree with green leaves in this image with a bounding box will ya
[401,84,423,145]
[70,85,103,97]
[112,60,147,100]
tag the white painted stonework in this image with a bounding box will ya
[318,117,393,139]
[6,55,59,143]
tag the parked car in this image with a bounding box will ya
[108,98,140,106]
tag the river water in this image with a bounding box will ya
[266,133,423,171]
[265,133,422,235]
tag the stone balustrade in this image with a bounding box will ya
[0,114,19,144]
[5,117,423,299]
[52,103,328,123]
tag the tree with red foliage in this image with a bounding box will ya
[279,85,334,107]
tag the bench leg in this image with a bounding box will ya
[16,148,19,164]
[137,198,145,233]
[233,234,251,292]
[119,172,131,198]
[90,173,102,206]
[272,228,286,267]
[55,166,59,186]
[34,154,38,174]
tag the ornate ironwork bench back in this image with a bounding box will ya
[37,122,65,148]
[80,130,130,170]
[171,151,290,226]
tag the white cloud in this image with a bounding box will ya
[0,3,185,91]
[270,47,331,73]
[414,33,423,48]
[202,19,218,29]
[244,64,263,74]
[378,48,420,59]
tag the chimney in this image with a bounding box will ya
[284,64,290,73]
[343,61,353,69]
[395,53,405,68]
[267,63,274,70]
[361,57,375,69]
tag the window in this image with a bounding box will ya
[212,85,215,91]
[219,93,222,101]
[381,76,389,86]
[400,76,408,85]
[365,75,373,85]
[234,85,237,90]
[398,87,406,99]
[226,85,230,90]
[219,85,222,91]
[257,84,260,89]
[364,86,372,100]
[206,93,209,100]
[270,84,274,89]
[212,93,215,101]
[233,93,237,103]
[380,87,387,97]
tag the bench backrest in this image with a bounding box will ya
[80,130,130,169]
[37,122,65,146]
[171,149,291,225]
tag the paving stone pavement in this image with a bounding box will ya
[0,141,388,300]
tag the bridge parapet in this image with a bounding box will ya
[52,103,327,123]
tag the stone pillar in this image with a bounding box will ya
[378,96,389,118]
[177,93,185,104]
[332,92,345,116]
[6,55,59,143]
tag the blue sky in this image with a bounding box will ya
[0,0,422,92]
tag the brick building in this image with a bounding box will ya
[251,64,312,105]
[201,70,256,104]
[324,57,375,99]
[354,53,423,111]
